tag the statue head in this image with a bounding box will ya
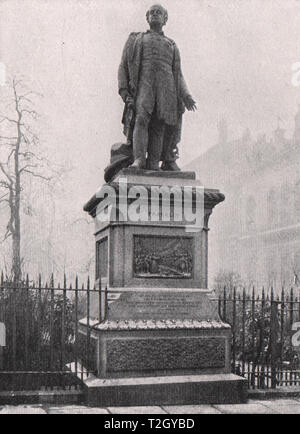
[146,4,168,27]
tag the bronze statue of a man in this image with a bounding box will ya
[118,4,196,171]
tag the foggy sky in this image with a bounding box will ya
[0,0,300,231]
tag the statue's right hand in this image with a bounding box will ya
[126,95,135,109]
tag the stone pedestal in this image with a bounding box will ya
[78,169,247,405]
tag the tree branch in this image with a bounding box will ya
[19,163,38,173]
[22,123,38,139]
[21,169,53,181]
[20,109,38,119]
[0,116,18,124]
[17,90,42,101]
[12,77,23,89]
[0,136,18,141]
[0,162,13,184]
[19,150,38,159]
[0,180,10,189]
[1,230,12,243]
[0,192,9,202]
[7,148,15,164]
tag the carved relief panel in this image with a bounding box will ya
[133,235,194,279]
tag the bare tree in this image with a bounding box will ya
[0,77,53,281]
[213,269,244,296]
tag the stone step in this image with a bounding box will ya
[77,372,247,407]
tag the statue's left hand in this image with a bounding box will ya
[184,95,197,111]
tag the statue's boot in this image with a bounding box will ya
[130,158,146,169]
[161,161,181,171]
[131,123,147,169]
[146,160,161,171]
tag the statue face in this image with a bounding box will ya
[147,5,167,26]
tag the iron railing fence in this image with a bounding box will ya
[1,272,300,392]
[0,273,103,391]
[217,286,300,389]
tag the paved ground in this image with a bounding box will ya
[1,398,300,414]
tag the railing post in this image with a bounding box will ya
[0,272,4,371]
[99,277,102,323]
[223,286,227,322]
[280,288,285,385]
[270,288,278,389]
[290,287,294,385]
[86,277,90,376]
[242,287,246,379]
[24,274,29,371]
[260,287,265,389]
[105,284,108,321]
[50,274,54,377]
[74,276,79,379]
[61,275,67,372]
[232,287,236,372]
[12,278,17,372]
[37,275,42,371]
[251,286,256,388]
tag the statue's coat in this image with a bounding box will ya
[118,32,191,160]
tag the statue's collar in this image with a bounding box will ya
[146,29,164,36]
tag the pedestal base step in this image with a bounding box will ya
[78,371,247,407]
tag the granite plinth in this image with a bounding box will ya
[89,288,222,321]
[84,171,224,289]
[79,287,231,378]
[79,324,231,378]
[114,168,197,180]
[79,171,239,405]
[75,370,248,407]
[98,226,205,289]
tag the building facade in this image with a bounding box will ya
[187,109,300,292]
